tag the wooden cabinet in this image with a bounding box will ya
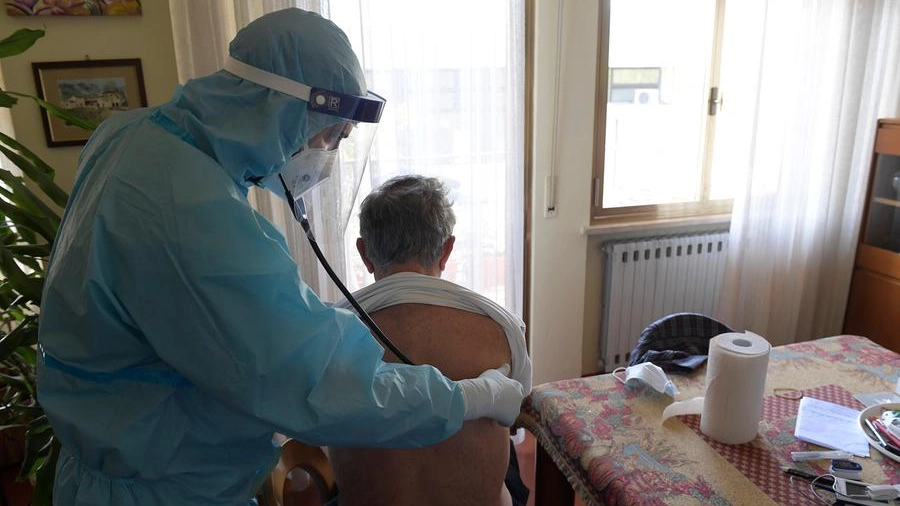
[843,118,900,352]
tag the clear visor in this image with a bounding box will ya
[277,122,355,201]
[224,57,381,249]
[294,119,378,234]
[256,118,377,226]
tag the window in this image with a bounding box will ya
[608,67,662,105]
[330,1,527,315]
[592,0,732,222]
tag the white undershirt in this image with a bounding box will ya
[333,271,532,393]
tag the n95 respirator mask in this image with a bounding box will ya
[278,145,338,198]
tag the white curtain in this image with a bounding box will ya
[713,0,900,345]
[167,1,525,315]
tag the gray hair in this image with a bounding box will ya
[359,175,456,271]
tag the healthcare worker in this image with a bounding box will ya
[36,8,526,506]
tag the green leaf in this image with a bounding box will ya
[0,372,29,392]
[0,197,57,244]
[6,244,52,258]
[0,314,37,358]
[27,417,52,435]
[0,404,43,419]
[0,172,45,216]
[0,245,43,303]
[0,133,70,208]
[0,294,29,317]
[6,91,98,131]
[35,94,98,131]
[0,250,44,275]
[19,419,53,481]
[0,91,17,108]
[0,29,44,59]
[0,132,55,179]
[0,170,61,241]
[0,169,56,213]
[15,343,37,365]
[30,438,58,506]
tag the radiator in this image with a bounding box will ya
[600,231,729,372]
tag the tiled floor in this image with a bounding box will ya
[515,430,587,506]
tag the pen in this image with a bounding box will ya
[781,467,819,480]
[866,419,900,457]
[871,419,900,449]
[865,418,888,447]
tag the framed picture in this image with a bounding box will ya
[32,59,147,147]
[6,0,142,16]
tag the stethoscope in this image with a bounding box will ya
[279,175,416,366]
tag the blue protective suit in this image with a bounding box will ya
[36,8,464,506]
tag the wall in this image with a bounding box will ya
[0,3,179,193]
[529,2,731,383]
[529,0,598,384]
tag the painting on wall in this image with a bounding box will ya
[6,0,141,16]
[32,59,147,147]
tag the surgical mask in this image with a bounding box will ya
[613,363,679,397]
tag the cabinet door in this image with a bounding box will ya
[843,267,900,353]
[862,125,900,254]
[844,119,900,352]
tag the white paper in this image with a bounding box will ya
[794,397,870,457]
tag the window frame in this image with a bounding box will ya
[589,0,733,226]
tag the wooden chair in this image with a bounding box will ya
[258,435,336,506]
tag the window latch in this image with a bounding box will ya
[708,86,723,116]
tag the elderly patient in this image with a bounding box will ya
[329,175,532,506]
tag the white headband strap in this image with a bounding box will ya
[223,56,312,102]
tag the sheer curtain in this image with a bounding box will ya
[328,2,525,313]
[167,1,525,314]
[713,0,900,345]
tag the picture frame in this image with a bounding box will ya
[32,59,147,147]
[6,0,142,16]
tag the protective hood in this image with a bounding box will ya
[150,8,367,191]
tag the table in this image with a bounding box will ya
[520,335,900,506]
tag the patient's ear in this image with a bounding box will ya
[438,236,455,271]
[356,238,375,273]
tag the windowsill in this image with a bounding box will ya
[582,213,732,237]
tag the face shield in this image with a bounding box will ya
[223,57,384,230]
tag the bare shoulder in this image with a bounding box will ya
[371,304,512,380]
[331,303,515,506]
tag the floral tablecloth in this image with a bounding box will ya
[521,335,900,506]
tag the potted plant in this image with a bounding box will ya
[0,28,96,506]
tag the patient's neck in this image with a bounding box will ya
[374,263,441,281]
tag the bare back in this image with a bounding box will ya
[328,303,514,506]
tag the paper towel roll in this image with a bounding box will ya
[699,331,770,444]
